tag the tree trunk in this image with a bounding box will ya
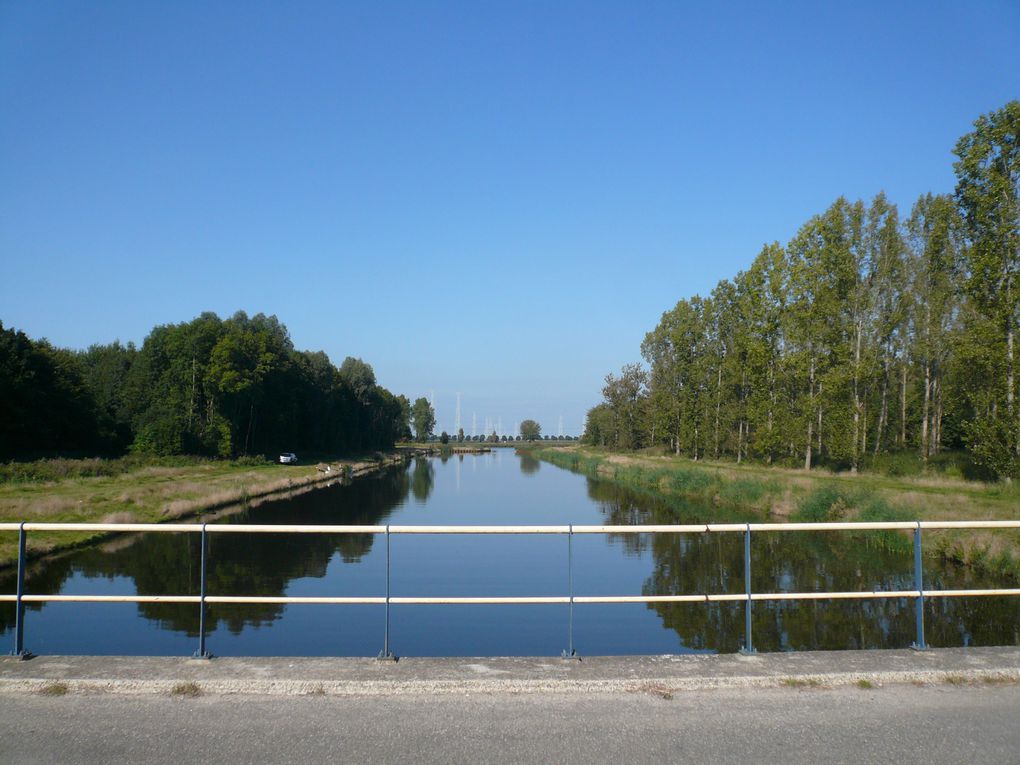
[188,357,196,430]
[874,365,888,455]
[767,363,775,465]
[1010,323,1017,454]
[244,399,256,455]
[861,407,868,455]
[921,361,931,464]
[714,365,722,460]
[817,387,823,453]
[900,363,908,448]
[852,320,862,473]
[804,357,815,470]
[933,375,943,455]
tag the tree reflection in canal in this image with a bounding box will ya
[2,454,1018,655]
[410,457,434,503]
[0,464,411,636]
[585,478,1020,652]
[519,453,541,475]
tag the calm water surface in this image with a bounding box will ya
[2,451,1018,656]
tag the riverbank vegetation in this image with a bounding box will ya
[1,310,410,461]
[535,446,1020,580]
[584,102,1020,482]
[0,452,402,568]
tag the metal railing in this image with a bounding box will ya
[4,520,1020,659]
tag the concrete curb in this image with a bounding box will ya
[2,670,1020,698]
[2,648,1018,697]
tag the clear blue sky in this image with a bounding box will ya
[2,1,1018,435]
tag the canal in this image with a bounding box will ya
[2,451,1019,656]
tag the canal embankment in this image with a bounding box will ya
[1,647,1017,697]
[532,446,1020,579]
[0,453,407,569]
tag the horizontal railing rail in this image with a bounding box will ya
[4,521,1020,658]
[5,520,1020,534]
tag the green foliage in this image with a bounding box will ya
[0,322,108,459]
[793,487,851,522]
[0,453,261,484]
[953,101,1020,477]
[793,486,909,528]
[582,101,1020,482]
[534,448,773,515]
[0,312,409,462]
[411,398,436,442]
[520,419,541,441]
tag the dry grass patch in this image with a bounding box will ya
[100,511,138,524]
[780,677,824,688]
[632,683,674,700]
[133,467,192,480]
[171,682,201,697]
[0,496,81,520]
[980,675,1019,686]
[38,682,69,696]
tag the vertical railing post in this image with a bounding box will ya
[741,523,755,654]
[562,524,577,659]
[912,521,926,650]
[12,523,31,659]
[193,524,211,659]
[378,525,395,660]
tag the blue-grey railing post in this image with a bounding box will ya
[11,522,30,658]
[741,523,755,654]
[912,521,926,650]
[378,525,394,660]
[193,524,211,659]
[562,524,576,658]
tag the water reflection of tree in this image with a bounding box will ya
[519,454,540,475]
[0,464,413,635]
[585,476,1020,652]
[411,458,434,503]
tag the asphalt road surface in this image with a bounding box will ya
[2,684,1019,764]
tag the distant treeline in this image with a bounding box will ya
[0,311,411,460]
[584,101,1020,479]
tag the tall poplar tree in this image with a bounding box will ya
[907,193,963,462]
[954,101,1020,477]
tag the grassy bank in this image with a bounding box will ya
[0,453,405,569]
[534,446,1020,580]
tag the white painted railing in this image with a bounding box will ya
[3,521,1019,658]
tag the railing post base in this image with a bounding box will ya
[739,646,757,656]
[377,650,397,662]
[913,522,927,651]
[13,523,29,659]
[194,524,211,660]
[561,649,580,660]
[10,650,34,661]
[743,524,754,655]
[910,642,927,652]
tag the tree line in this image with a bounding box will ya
[584,101,1020,479]
[0,311,411,460]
